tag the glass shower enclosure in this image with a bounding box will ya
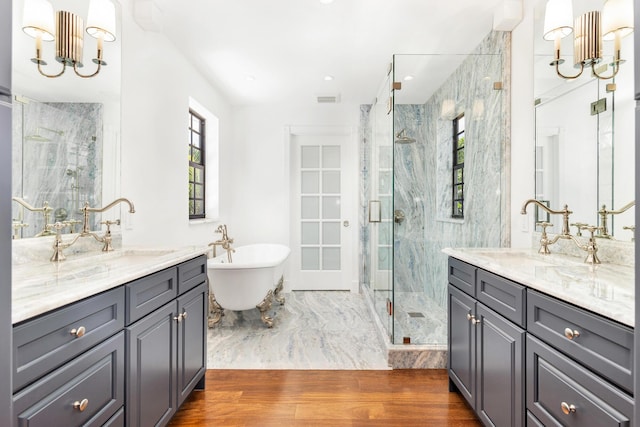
[362,31,510,346]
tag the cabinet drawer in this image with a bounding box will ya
[448,258,476,296]
[178,255,207,295]
[526,334,633,427]
[13,331,125,427]
[126,266,178,325]
[103,407,124,427]
[13,287,124,392]
[476,269,526,328]
[527,290,634,394]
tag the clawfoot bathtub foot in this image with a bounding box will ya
[274,275,285,305]
[208,293,224,328]
[256,289,274,328]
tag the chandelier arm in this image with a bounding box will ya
[554,62,585,80]
[73,61,103,79]
[37,61,67,79]
[591,61,620,80]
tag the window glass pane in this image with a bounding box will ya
[189,166,194,182]
[195,184,203,199]
[458,115,465,131]
[379,171,391,194]
[455,169,463,184]
[189,200,195,215]
[301,247,320,270]
[192,115,201,131]
[457,134,465,148]
[322,222,340,244]
[377,247,391,270]
[455,184,463,199]
[192,132,201,148]
[379,147,391,169]
[301,171,319,193]
[195,168,203,184]
[195,200,204,215]
[378,223,391,245]
[301,222,320,245]
[457,149,464,164]
[301,196,319,219]
[380,196,392,220]
[192,148,202,164]
[322,196,340,219]
[322,146,340,168]
[301,146,320,168]
[322,171,340,194]
[322,248,341,270]
[189,183,194,198]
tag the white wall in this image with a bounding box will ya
[119,3,232,247]
[227,104,360,246]
[509,0,536,248]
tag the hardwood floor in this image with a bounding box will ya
[169,369,481,426]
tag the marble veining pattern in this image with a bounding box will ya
[12,245,208,324]
[207,291,390,369]
[13,100,104,238]
[443,247,634,327]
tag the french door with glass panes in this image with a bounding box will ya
[290,132,354,291]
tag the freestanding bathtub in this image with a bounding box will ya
[207,243,290,328]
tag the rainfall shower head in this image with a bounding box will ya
[395,129,416,144]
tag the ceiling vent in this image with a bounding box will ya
[316,94,341,104]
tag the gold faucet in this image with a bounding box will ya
[46,198,135,261]
[208,224,235,262]
[597,200,635,239]
[12,197,54,237]
[521,199,573,236]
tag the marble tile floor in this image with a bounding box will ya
[206,290,390,370]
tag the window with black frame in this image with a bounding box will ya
[188,110,206,219]
[452,114,465,218]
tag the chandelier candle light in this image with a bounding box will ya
[543,0,634,80]
[22,0,116,78]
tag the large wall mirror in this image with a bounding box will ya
[11,0,121,239]
[534,0,635,242]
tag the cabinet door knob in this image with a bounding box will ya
[70,326,86,338]
[561,401,576,415]
[466,313,481,325]
[181,311,188,320]
[73,398,89,412]
[564,327,580,340]
[174,314,183,322]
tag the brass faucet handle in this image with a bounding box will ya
[570,222,587,236]
[46,221,67,233]
[535,222,553,232]
[580,225,602,239]
[101,219,121,233]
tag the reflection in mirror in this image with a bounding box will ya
[11,0,121,240]
[534,0,635,241]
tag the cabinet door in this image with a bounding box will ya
[177,283,207,405]
[476,304,525,427]
[448,284,476,409]
[126,302,178,427]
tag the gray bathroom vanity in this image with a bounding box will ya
[11,248,208,427]
[445,248,634,427]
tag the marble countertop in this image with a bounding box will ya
[442,247,635,328]
[12,246,209,324]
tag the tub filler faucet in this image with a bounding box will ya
[209,224,235,262]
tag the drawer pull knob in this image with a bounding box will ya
[564,328,580,340]
[466,314,481,325]
[70,326,86,338]
[73,398,89,412]
[561,402,576,415]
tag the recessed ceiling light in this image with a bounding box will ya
[324,75,334,81]
[403,75,414,81]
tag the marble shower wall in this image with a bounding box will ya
[423,31,510,307]
[12,101,103,238]
[359,30,511,315]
